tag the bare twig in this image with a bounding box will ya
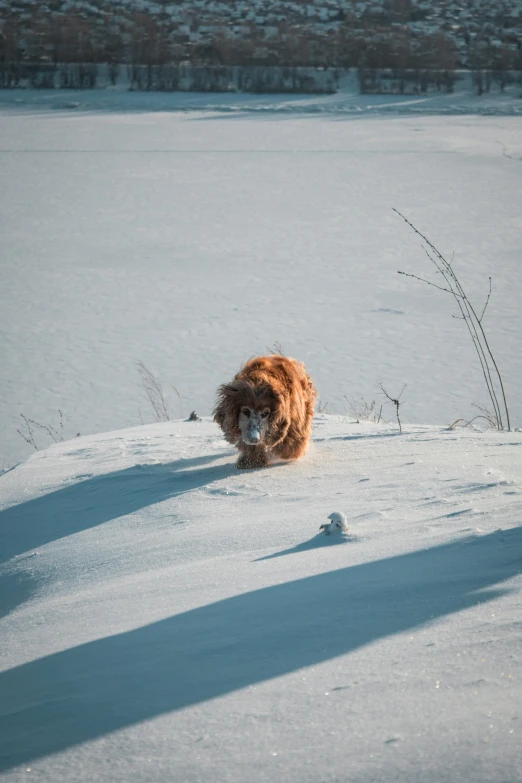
[401,235,502,426]
[450,414,495,431]
[378,383,406,433]
[471,402,497,428]
[268,341,286,356]
[394,209,510,431]
[345,396,383,423]
[171,385,183,418]
[19,414,37,445]
[397,270,462,296]
[22,414,62,443]
[462,415,496,429]
[448,418,463,430]
[479,277,492,323]
[17,411,67,450]
[17,425,38,450]
[136,361,170,422]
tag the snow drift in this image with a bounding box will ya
[1,416,521,782]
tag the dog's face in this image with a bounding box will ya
[214,374,290,450]
[238,404,272,445]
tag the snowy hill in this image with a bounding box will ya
[1,415,521,781]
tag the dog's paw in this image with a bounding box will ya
[236,453,269,470]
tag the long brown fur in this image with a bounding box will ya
[213,355,317,469]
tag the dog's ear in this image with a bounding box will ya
[213,382,242,444]
[269,414,290,446]
[267,395,290,447]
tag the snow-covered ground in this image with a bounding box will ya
[1,75,522,116]
[1,88,522,471]
[1,89,522,779]
[1,416,522,781]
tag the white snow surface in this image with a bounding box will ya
[1,88,522,469]
[1,415,522,781]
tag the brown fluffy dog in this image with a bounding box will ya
[213,355,317,469]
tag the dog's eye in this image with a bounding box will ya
[261,409,270,418]
[241,407,251,417]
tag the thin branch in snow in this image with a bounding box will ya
[22,415,62,443]
[393,208,510,431]
[397,270,462,296]
[378,382,406,434]
[17,421,38,450]
[479,277,492,323]
[136,361,170,423]
[172,385,183,418]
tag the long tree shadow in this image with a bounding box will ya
[1,525,521,771]
[0,451,234,563]
[0,568,39,619]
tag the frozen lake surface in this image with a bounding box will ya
[1,90,521,468]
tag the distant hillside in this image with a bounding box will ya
[1,0,522,73]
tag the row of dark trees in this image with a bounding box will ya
[0,61,339,92]
[2,6,522,68]
[3,58,520,96]
[1,7,521,92]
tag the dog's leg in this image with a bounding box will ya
[236,445,269,469]
[275,407,314,462]
[275,434,309,461]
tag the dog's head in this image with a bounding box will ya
[214,379,289,447]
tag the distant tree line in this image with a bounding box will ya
[0,61,339,94]
[1,7,521,94]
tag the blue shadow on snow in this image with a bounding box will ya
[0,451,234,564]
[0,525,521,771]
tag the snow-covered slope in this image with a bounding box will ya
[1,416,521,781]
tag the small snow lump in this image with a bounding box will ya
[320,511,348,535]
